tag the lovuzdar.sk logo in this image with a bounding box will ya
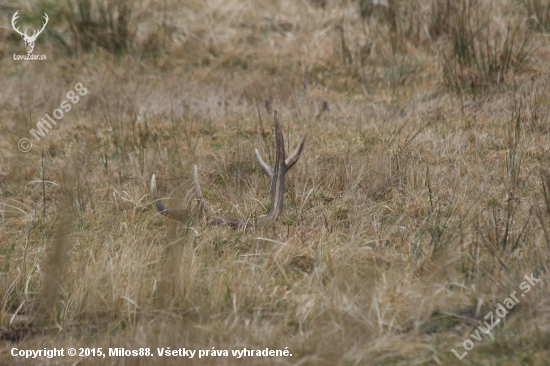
[11,11,48,60]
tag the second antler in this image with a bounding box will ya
[150,111,306,228]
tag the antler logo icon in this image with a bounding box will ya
[11,11,49,54]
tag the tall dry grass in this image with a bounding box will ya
[1,0,550,365]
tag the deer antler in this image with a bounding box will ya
[150,174,192,223]
[33,13,49,39]
[254,114,306,179]
[255,110,306,219]
[151,110,306,228]
[11,11,49,40]
[11,11,25,37]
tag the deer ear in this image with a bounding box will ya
[21,34,25,40]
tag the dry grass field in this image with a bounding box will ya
[1,0,550,364]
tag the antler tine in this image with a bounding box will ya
[285,132,307,171]
[193,165,216,215]
[255,149,273,179]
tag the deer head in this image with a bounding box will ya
[11,11,49,54]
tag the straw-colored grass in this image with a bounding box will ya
[1,0,549,364]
